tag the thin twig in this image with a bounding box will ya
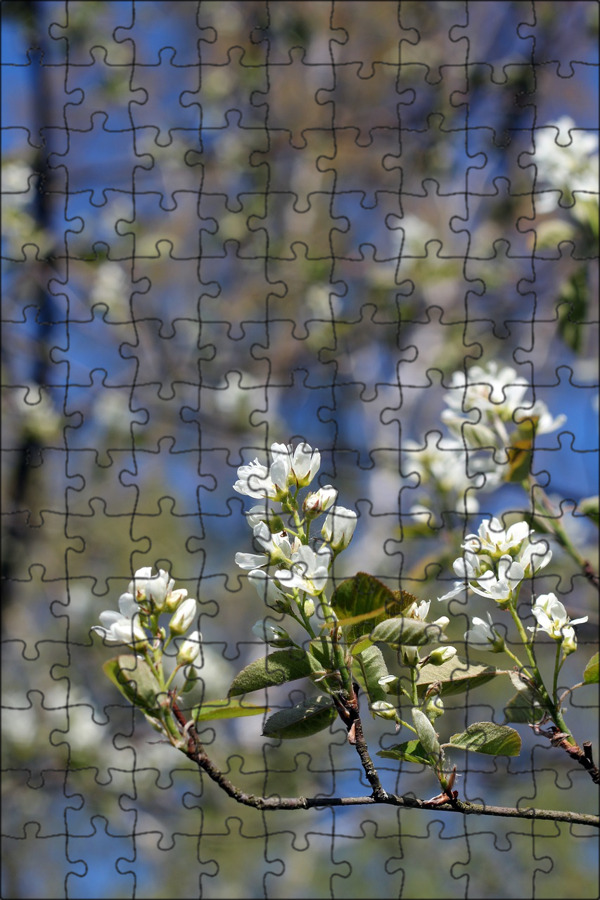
[532,723,600,784]
[332,684,389,800]
[171,700,599,828]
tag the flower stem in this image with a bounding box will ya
[508,604,572,739]
[527,477,599,587]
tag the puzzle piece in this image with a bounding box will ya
[2,3,598,898]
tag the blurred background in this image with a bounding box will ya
[1,1,598,897]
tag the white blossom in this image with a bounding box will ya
[247,568,290,608]
[289,442,321,487]
[233,458,280,500]
[517,537,552,575]
[235,523,300,571]
[321,505,358,550]
[303,486,337,517]
[405,599,431,621]
[515,401,566,435]
[234,441,322,500]
[92,591,147,645]
[463,517,530,557]
[274,544,332,595]
[533,117,599,209]
[437,581,467,602]
[168,596,197,635]
[235,550,269,571]
[528,593,588,653]
[441,363,566,441]
[464,612,505,651]
[443,362,529,423]
[176,630,202,666]
[403,437,499,500]
[122,567,175,613]
[457,519,551,578]
[469,556,525,604]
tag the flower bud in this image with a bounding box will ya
[252,619,293,647]
[321,506,358,551]
[561,626,577,656]
[378,674,399,691]
[290,442,321,487]
[176,630,201,666]
[168,597,197,635]
[371,700,398,720]
[302,597,315,618]
[303,486,338,519]
[401,646,420,667]
[425,646,457,666]
[164,587,189,613]
[423,695,444,722]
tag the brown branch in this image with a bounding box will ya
[332,685,389,801]
[170,700,599,828]
[583,560,600,590]
[545,727,599,784]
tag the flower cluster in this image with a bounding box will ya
[532,116,599,216]
[441,361,566,450]
[234,442,357,625]
[402,361,566,527]
[441,518,588,658]
[91,428,593,806]
[92,567,200,668]
[528,593,588,656]
[439,517,552,607]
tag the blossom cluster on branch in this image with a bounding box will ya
[92,365,598,811]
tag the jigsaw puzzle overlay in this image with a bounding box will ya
[1,2,599,898]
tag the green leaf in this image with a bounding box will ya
[103,655,162,712]
[193,698,269,723]
[417,658,505,697]
[503,689,541,724]
[447,722,521,756]
[377,740,434,766]
[353,645,390,708]
[331,573,415,642]
[228,649,315,696]
[367,616,444,648]
[262,695,337,740]
[557,267,588,354]
[583,651,599,685]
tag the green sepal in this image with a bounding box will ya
[103,655,162,712]
[583,651,599,684]
[262,695,337,739]
[193,698,269,723]
[446,722,521,756]
[228,649,315,696]
[376,740,434,766]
